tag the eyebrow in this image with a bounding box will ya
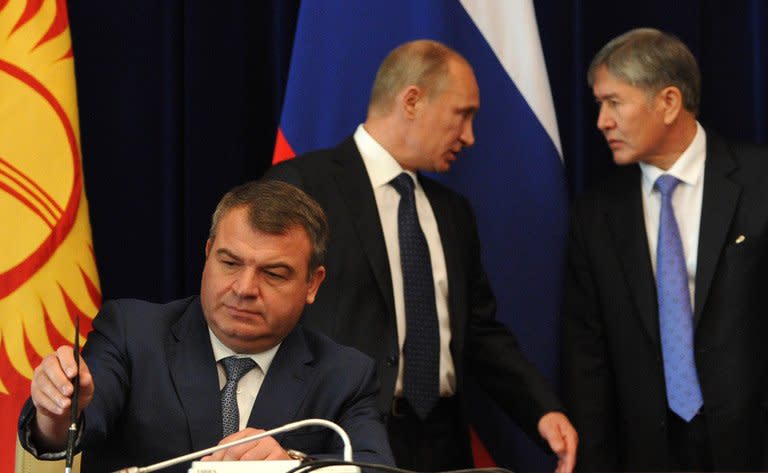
[216,248,295,274]
[594,92,618,101]
[216,248,242,261]
[261,263,294,274]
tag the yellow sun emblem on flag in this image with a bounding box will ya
[0,0,100,414]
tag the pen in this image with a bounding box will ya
[64,316,80,473]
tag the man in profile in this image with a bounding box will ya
[562,28,768,471]
[267,39,577,473]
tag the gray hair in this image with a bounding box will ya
[588,28,701,115]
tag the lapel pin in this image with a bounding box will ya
[735,235,746,244]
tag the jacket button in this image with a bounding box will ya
[385,355,398,367]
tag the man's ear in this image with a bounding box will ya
[401,85,423,119]
[205,238,213,259]
[658,86,683,125]
[305,265,326,304]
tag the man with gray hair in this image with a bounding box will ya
[562,27,768,471]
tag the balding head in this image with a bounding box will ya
[367,39,471,118]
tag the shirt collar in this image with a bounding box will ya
[353,124,418,189]
[639,121,706,195]
[209,328,280,374]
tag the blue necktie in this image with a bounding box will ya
[221,356,256,437]
[655,174,703,422]
[390,173,440,420]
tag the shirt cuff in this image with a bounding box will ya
[19,405,85,461]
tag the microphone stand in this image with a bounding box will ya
[111,418,353,473]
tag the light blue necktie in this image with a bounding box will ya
[655,174,703,422]
[390,173,440,420]
[221,356,256,437]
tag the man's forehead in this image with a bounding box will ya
[592,73,639,98]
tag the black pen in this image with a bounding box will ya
[64,316,80,473]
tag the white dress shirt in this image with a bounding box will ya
[209,330,281,432]
[354,124,456,397]
[639,122,707,307]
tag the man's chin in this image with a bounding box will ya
[222,331,276,353]
[612,152,638,166]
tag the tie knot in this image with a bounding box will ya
[390,172,415,197]
[222,356,256,383]
[655,174,680,197]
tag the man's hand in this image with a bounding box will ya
[30,345,94,450]
[201,428,291,461]
[538,411,578,473]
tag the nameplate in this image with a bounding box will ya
[188,460,360,473]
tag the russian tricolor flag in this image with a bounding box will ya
[274,2,568,470]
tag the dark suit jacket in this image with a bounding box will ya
[19,296,393,473]
[265,136,563,449]
[562,132,768,471]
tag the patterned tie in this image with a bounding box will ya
[390,172,440,420]
[655,174,703,421]
[221,356,256,437]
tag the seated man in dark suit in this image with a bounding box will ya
[18,180,394,473]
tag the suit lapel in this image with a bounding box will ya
[166,299,222,450]
[693,135,740,326]
[247,327,311,428]
[332,139,396,317]
[608,167,660,343]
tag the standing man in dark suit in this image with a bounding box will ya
[18,180,393,473]
[266,39,577,473]
[562,28,768,471]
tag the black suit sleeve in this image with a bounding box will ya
[561,201,618,472]
[327,356,394,464]
[457,196,565,443]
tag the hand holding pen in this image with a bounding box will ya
[64,318,80,473]
[29,338,94,454]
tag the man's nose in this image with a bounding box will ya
[460,119,475,147]
[232,271,259,298]
[596,104,614,131]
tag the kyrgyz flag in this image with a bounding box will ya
[274,1,567,471]
[0,0,100,470]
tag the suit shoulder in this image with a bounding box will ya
[97,296,198,326]
[103,295,197,314]
[268,137,358,174]
[265,140,359,192]
[706,135,768,193]
[273,147,336,172]
[727,141,768,168]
